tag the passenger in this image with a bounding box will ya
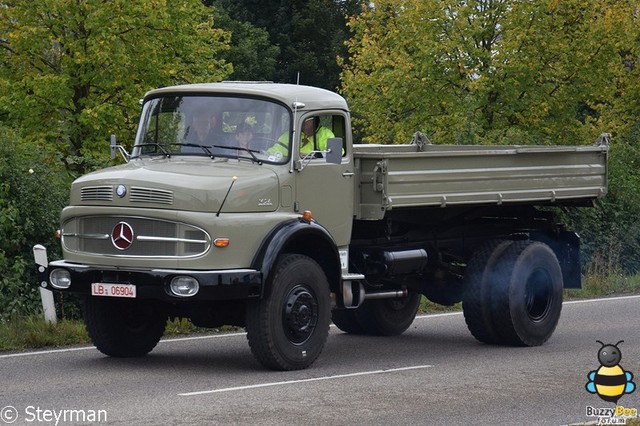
[235,123,254,150]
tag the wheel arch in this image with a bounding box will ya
[251,218,341,298]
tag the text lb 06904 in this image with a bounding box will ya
[91,283,137,298]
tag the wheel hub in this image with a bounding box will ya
[283,286,318,344]
[525,269,553,322]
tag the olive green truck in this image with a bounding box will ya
[35,83,609,370]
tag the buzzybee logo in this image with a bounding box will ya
[586,341,635,403]
[585,340,637,425]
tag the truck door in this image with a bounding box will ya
[294,113,354,247]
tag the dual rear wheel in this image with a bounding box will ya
[462,240,563,346]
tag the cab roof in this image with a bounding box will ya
[143,82,349,112]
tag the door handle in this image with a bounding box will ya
[342,171,355,177]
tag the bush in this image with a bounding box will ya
[565,124,640,276]
[0,126,71,321]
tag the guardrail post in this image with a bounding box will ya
[33,245,57,324]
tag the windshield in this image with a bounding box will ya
[132,95,292,164]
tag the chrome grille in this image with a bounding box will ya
[130,187,173,205]
[81,186,113,201]
[62,216,210,257]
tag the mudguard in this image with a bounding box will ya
[251,218,341,298]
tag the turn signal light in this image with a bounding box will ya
[302,210,313,221]
[214,238,230,248]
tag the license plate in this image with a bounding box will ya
[91,283,136,298]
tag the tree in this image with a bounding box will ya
[0,0,232,176]
[210,0,362,89]
[0,125,69,320]
[210,5,279,81]
[340,0,640,145]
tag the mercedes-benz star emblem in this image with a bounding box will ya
[116,184,127,198]
[111,222,134,250]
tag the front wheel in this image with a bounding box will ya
[83,297,167,357]
[245,254,331,370]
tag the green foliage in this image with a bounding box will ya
[0,0,232,176]
[0,126,69,320]
[565,125,640,275]
[340,0,640,145]
[210,0,361,89]
[211,5,279,81]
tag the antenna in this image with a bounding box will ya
[216,176,237,217]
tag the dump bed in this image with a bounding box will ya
[354,141,608,220]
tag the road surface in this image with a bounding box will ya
[1,295,640,425]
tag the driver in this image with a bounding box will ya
[267,116,334,159]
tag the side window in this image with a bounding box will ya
[327,115,347,157]
[300,114,347,158]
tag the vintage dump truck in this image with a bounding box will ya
[35,83,608,370]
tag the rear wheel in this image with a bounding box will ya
[355,292,421,336]
[332,309,366,334]
[462,240,514,344]
[490,241,563,346]
[245,254,331,370]
[83,297,167,357]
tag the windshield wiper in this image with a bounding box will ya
[132,143,171,158]
[213,145,261,164]
[171,143,215,159]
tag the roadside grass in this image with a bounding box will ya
[2,272,640,353]
[0,317,218,353]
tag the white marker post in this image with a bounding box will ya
[33,244,57,324]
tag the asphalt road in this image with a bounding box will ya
[2,295,640,426]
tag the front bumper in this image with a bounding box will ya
[39,260,263,301]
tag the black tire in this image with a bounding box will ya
[245,254,331,370]
[490,241,563,346]
[332,309,366,334]
[462,240,514,344]
[83,297,167,357]
[354,292,422,336]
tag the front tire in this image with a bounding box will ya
[245,254,331,370]
[83,297,167,357]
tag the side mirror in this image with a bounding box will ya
[110,134,117,160]
[110,134,130,163]
[326,138,342,165]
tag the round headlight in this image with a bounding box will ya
[49,268,71,289]
[169,276,199,297]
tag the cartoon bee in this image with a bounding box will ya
[586,340,636,403]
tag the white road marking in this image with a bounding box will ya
[1,294,637,360]
[563,294,640,304]
[0,345,95,359]
[178,364,434,396]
